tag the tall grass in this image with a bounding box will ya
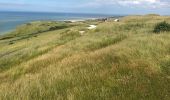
[0,15,170,100]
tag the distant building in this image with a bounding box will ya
[96,18,107,22]
[96,18,120,22]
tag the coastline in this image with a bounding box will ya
[0,16,121,35]
[0,30,13,35]
[0,18,98,35]
[0,18,90,35]
[62,17,99,22]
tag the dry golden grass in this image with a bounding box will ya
[0,15,170,100]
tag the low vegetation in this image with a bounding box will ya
[0,15,170,100]
[153,21,170,33]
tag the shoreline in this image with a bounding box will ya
[0,18,95,35]
[0,16,121,35]
[62,17,101,22]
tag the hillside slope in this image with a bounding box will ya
[0,16,170,100]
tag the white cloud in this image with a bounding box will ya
[86,0,170,8]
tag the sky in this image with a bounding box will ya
[0,0,170,15]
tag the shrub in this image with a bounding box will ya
[153,21,170,33]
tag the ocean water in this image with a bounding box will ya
[0,11,121,35]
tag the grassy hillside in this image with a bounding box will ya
[0,15,170,100]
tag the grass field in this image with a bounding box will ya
[0,15,170,100]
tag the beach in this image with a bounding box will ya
[0,11,122,34]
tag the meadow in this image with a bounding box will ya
[0,15,170,100]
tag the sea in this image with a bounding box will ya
[0,11,122,35]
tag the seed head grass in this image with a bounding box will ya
[0,15,170,100]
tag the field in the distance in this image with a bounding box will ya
[0,15,170,100]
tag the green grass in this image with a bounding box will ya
[0,15,170,100]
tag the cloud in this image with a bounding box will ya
[0,2,30,7]
[85,0,170,8]
[117,0,170,8]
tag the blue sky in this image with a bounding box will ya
[0,0,170,15]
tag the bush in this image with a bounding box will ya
[153,21,170,33]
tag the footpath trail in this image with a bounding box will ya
[87,25,97,30]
